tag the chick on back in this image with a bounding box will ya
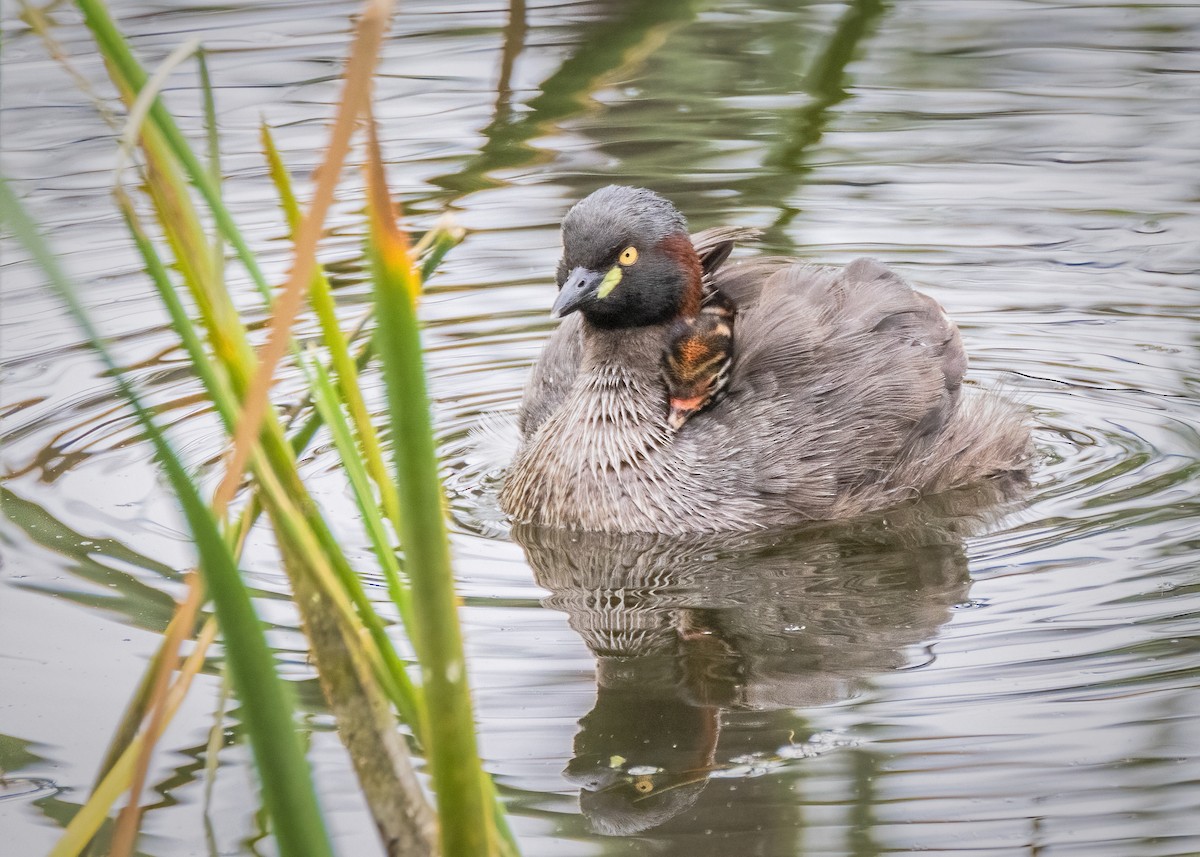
[500,186,1030,534]
[663,285,736,430]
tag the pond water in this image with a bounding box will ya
[3,1,1199,855]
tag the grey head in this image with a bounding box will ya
[554,186,699,329]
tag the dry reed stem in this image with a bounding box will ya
[109,574,205,857]
[47,618,219,857]
[99,38,210,857]
[74,4,396,845]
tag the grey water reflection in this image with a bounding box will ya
[516,489,1008,842]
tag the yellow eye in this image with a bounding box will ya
[632,777,654,794]
[619,246,639,266]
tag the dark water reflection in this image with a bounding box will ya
[517,490,1003,841]
[3,0,1200,855]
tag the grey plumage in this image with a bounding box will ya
[501,210,1031,535]
[562,186,687,262]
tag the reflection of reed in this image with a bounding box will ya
[0,487,180,630]
[515,487,1013,838]
[755,0,886,248]
[431,0,702,197]
[767,0,886,170]
[493,0,526,121]
[434,0,887,251]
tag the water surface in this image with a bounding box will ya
[2,1,1199,855]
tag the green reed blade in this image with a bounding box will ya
[30,3,505,851]
[245,429,440,854]
[268,209,463,452]
[305,354,426,734]
[365,123,497,857]
[196,48,221,187]
[116,189,239,430]
[126,107,430,772]
[195,47,226,281]
[1,177,334,857]
[261,121,406,561]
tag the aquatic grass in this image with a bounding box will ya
[210,0,394,515]
[50,617,221,857]
[9,0,519,854]
[99,54,264,842]
[0,178,336,857]
[75,0,273,296]
[262,121,412,630]
[365,116,498,856]
[303,354,426,737]
[109,574,205,857]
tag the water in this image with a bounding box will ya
[2,1,1199,854]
